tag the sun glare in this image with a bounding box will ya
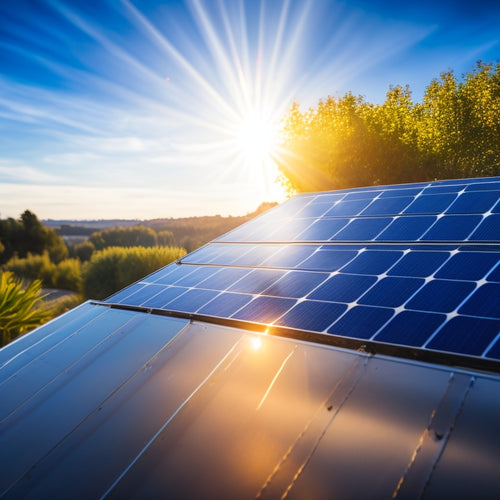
[236,109,278,165]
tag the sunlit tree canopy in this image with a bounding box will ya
[277,62,500,193]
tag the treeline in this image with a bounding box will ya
[278,61,500,192]
[56,202,277,254]
[0,210,68,265]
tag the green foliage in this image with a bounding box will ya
[4,252,55,286]
[157,230,176,247]
[90,226,158,250]
[0,272,51,346]
[53,259,82,291]
[278,62,500,192]
[4,253,81,292]
[0,210,68,265]
[82,245,186,300]
[73,240,95,262]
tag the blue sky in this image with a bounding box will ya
[0,0,498,220]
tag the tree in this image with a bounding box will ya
[82,245,186,300]
[89,226,158,250]
[0,272,51,346]
[278,61,500,193]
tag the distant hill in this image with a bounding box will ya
[43,202,278,252]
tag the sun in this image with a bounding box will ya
[235,109,278,166]
[230,106,286,202]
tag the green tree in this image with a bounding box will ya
[73,240,95,262]
[82,245,186,300]
[278,61,500,193]
[90,226,158,250]
[0,272,51,346]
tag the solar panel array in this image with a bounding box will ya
[106,177,500,362]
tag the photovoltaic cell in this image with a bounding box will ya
[231,296,296,324]
[309,274,378,303]
[263,271,329,298]
[421,215,482,241]
[327,305,394,339]
[358,277,424,307]
[377,216,437,241]
[299,249,358,271]
[105,176,500,363]
[435,252,500,281]
[375,311,447,347]
[458,283,500,319]
[403,194,456,214]
[388,251,450,277]
[406,280,476,313]
[340,250,403,275]
[274,300,347,332]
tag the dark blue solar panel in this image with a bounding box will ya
[299,249,358,271]
[421,215,482,241]
[108,283,147,303]
[426,316,500,356]
[327,305,394,339]
[446,191,500,214]
[340,250,403,275]
[403,194,456,214]
[309,274,378,303]
[228,269,286,294]
[163,288,220,313]
[197,292,253,318]
[485,335,500,360]
[296,219,349,240]
[105,176,500,363]
[268,219,313,241]
[387,251,450,277]
[406,280,476,313]
[142,286,189,308]
[152,265,196,285]
[275,300,347,331]
[263,271,329,298]
[358,277,424,307]
[458,283,500,319]
[333,218,392,240]
[469,214,500,241]
[231,245,280,266]
[375,311,446,346]
[379,188,422,198]
[174,266,221,287]
[466,181,500,191]
[261,245,316,268]
[325,199,372,216]
[232,296,296,323]
[377,216,436,241]
[295,202,335,218]
[361,196,413,216]
[117,283,166,305]
[487,264,500,282]
[196,268,249,290]
[435,252,500,281]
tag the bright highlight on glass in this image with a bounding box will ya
[250,336,263,350]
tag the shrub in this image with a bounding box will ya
[53,259,82,292]
[0,272,52,346]
[4,252,56,287]
[73,240,95,262]
[89,226,158,250]
[4,253,82,291]
[82,245,186,300]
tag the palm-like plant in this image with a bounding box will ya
[0,272,51,347]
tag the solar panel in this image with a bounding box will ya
[106,177,500,364]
